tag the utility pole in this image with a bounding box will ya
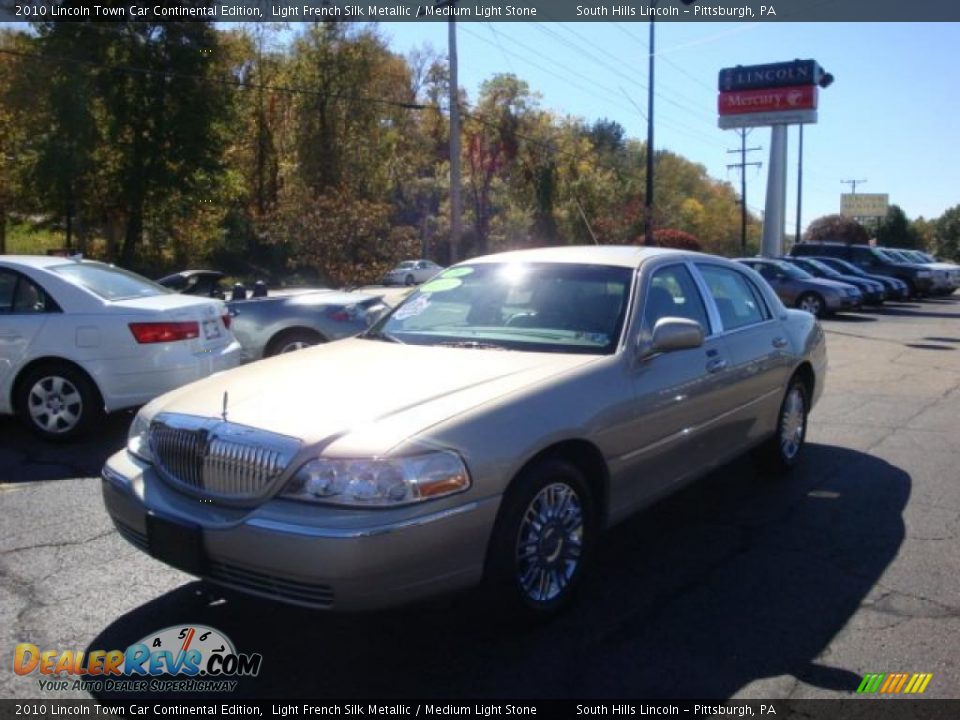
[841,178,867,194]
[795,125,804,245]
[447,13,462,264]
[643,4,657,245]
[726,129,762,254]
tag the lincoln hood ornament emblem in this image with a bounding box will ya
[221,391,229,422]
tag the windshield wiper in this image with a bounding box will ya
[437,340,510,350]
[362,329,404,344]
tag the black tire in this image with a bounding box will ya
[757,376,809,474]
[796,292,826,318]
[265,329,324,357]
[483,457,596,619]
[15,362,103,441]
[404,274,416,286]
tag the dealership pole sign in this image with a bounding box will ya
[717,59,828,129]
[716,59,833,259]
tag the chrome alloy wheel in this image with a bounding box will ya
[515,482,584,603]
[28,375,83,434]
[780,385,806,460]
[279,340,312,353]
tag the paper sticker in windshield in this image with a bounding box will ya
[440,267,474,279]
[393,295,431,320]
[419,278,462,293]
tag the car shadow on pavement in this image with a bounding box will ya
[86,443,907,700]
[0,412,131,483]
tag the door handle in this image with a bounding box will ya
[772,337,789,349]
[706,358,728,374]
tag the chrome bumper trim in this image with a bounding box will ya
[246,500,487,539]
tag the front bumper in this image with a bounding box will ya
[102,450,499,611]
[825,294,862,311]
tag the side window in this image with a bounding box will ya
[0,270,15,311]
[643,265,710,334]
[753,262,777,280]
[696,264,766,332]
[1,270,53,314]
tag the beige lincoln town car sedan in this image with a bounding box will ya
[102,246,827,616]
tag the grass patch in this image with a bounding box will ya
[5,220,67,255]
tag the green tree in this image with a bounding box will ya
[876,204,920,249]
[935,205,960,261]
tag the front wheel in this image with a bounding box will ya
[797,292,826,318]
[483,458,596,618]
[404,274,416,286]
[757,377,809,474]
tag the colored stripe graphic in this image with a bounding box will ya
[858,673,932,694]
[857,673,885,693]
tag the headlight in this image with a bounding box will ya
[282,451,471,507]
[127,411,152,462]
[917,271,932,278]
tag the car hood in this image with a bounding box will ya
[140,338,600,452]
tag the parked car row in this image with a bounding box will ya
[791,241,956,299]
[733,243,958,318]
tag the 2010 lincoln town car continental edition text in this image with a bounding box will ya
[102,246,827,616]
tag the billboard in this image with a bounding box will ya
[718,85,818,116]
[718,60,821,92]
[841,194,889,218]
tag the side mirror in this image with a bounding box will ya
[636,317,704,360]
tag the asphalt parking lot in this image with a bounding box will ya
[2,297,959,700]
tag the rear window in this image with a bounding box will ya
[51,263,169,301]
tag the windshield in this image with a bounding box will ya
[52,262,170,301]
[368,262,633,354]
[777,262,812,280]
[876,249,906,263]
[396,261,417,269]
[800,258,840,277]
[824,258,863,275]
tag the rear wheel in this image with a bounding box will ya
[483,458,596,619]
[757,376,809,474]
[16,362,102,441]
[266,329,324,356]
[797,292,826,318]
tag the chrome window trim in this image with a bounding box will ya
[691,260,778,337]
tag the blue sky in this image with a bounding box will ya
[376,21,960,232]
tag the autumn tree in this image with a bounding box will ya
[803,214,870,245]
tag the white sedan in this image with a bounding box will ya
[382,259,444,286]
[0,256,242,440]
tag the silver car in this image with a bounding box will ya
[383,259,444,286]
[226,288,387,360]
[102,247,826,616]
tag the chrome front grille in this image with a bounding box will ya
[150,413,301,500]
